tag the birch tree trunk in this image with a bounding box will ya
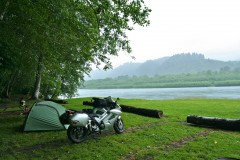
[31,54,43,99]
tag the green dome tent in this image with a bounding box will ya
[24,101,68,131]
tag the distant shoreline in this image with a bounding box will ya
[81,85,240,90]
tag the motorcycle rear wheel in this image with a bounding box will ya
[114,118,124,134]
[67,126,88,143]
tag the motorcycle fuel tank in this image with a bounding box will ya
[70,113,89,127]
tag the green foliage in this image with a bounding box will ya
[83,68,240,89]
[0,0,151,99]
[1,98,240,159]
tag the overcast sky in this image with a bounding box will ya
[110,0,240,68]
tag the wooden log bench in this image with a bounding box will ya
[44,99,68,104]
[187,115,240,131]
[83,101,163,118]
[120,105,163,118]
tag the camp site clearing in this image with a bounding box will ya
[0,98,240,160]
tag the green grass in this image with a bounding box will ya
[1,98,240,160]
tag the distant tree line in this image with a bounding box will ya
[82,67,240,89]
[89,53,240,79]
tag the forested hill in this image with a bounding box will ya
[88,53,240,79]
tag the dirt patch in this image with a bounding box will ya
[125,121,168,133]
[0,110,22,116]
[121,129,214,160]
[1,138,69,157]
[165,129,214,150]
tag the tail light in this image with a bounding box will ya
[67,110,75,115]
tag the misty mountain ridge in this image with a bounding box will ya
[88,53,240,80]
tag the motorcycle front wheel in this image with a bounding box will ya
[114,118,124,134]
[67,126,88,143]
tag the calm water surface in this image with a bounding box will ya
[76,86,240,100]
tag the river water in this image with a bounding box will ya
[76,86,240,100]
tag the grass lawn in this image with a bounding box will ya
[0,98,240,160]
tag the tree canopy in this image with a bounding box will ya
[0,0,151,99]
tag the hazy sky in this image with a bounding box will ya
[110,0,240,68]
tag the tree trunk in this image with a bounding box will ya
[2,70,18,98]
[1,1,10,21]
[187,115,240,131]
[3,80,11,98]
[31,54,43,100]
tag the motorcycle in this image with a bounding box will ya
[66,96,124,143]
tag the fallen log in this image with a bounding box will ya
[120,105,163,118]
[82,101,94,106]
[45,99,68,104]
[187,115,240,131]
[83,101,163,118]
